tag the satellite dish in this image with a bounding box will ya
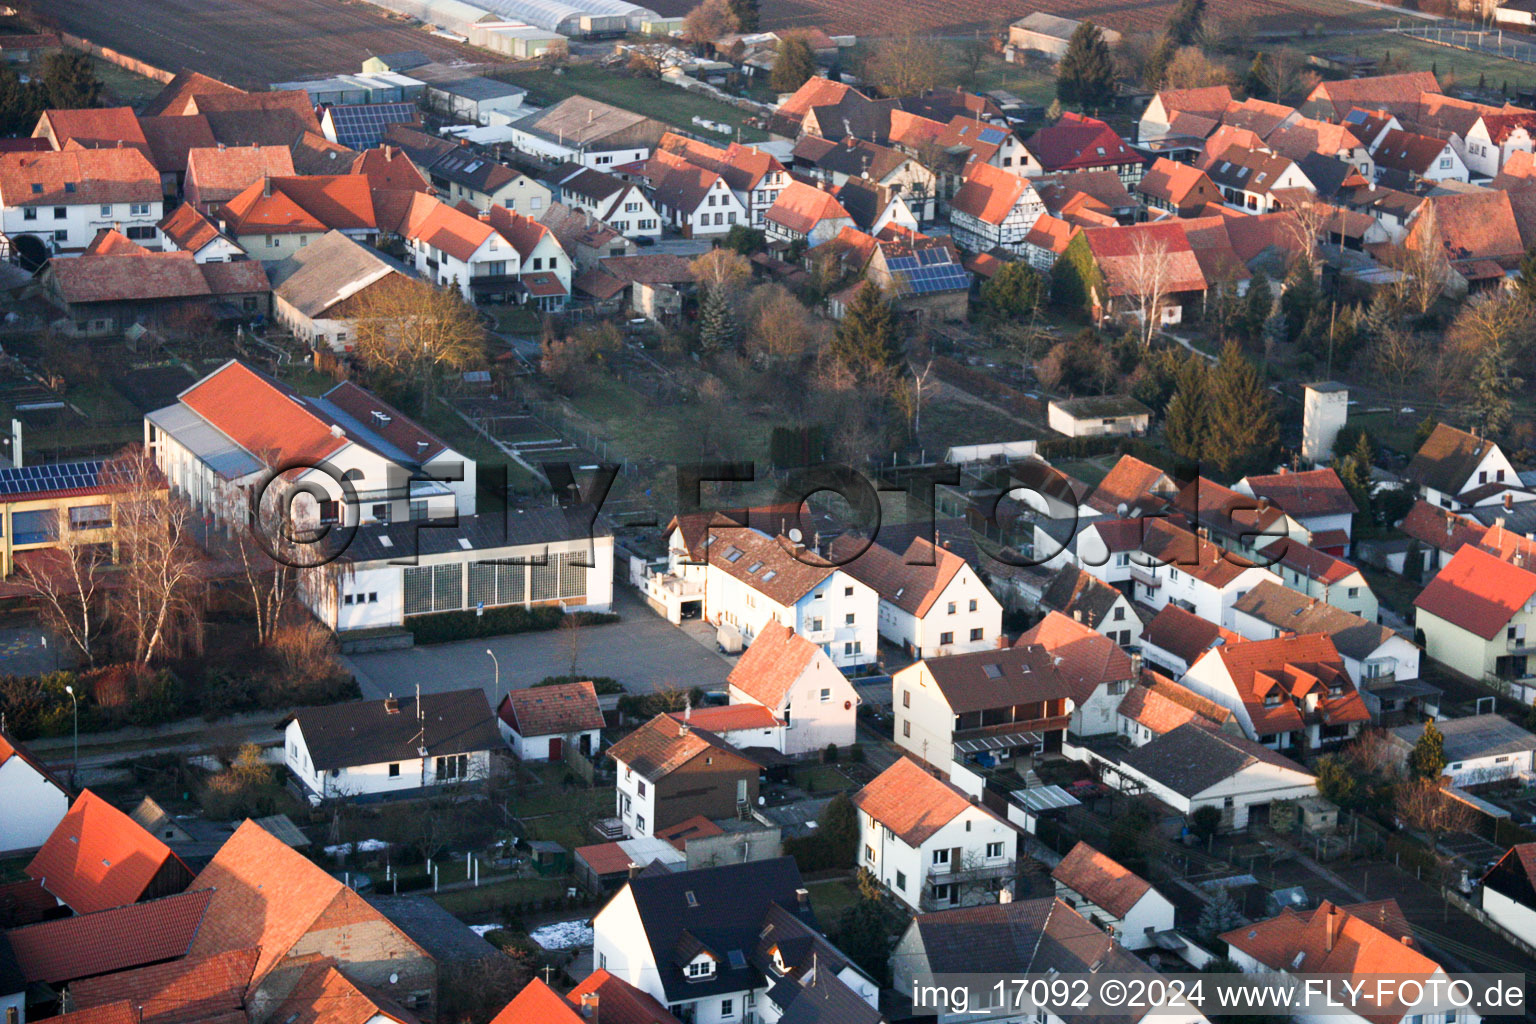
[389,973,399,985]
[788,528,803,542]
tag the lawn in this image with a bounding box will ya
[563,375,772,466]
[918,390,1040,453]
[491,63,768,143]
[792,763,855,794]
[432,876,567,917]
[1307,29,1536,94]
[804,877,862,924]
[511,771,616,851]
[90,57,166,106]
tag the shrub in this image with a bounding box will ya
[200,744,284,819]
[823,743,838,764]
[406,606,618,645]
[848,744,865,763]
[536,675,623,694]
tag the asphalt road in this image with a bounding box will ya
[343,587,735,701]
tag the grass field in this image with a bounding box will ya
[490,64,768,143]
[432,876,566,916]
[1305,29,1536,93]
[90,58,165,106]
[562,375,773,466]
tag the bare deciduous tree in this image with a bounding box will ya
[1394,777,1478,850]
[861,24,949,98]
[15,514,108,664]
[682,0,737,45]
[105,446,203,665]
[1366,325,1428,414]
[349,277,486,412]
[689,247,752,292]
[1122,232,1174,348]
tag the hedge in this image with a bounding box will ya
[405,606,619,645]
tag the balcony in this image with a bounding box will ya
[1506,636,1536,655]
[1129,564,1161,588]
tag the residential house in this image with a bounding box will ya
[306,507,614,633]
[393,191,506,301]
[844,225,971,321]
[157,203,245,263]
[592,857,879,1024]
[0,731,69,856]
[1405,189,1528,295]
[1138,85,1234,144]
[724,619,859,755]
[1415,544,1536,697]
[1007,12,1122,60]
[562,971,685,1024]
[1172,475,1309,561]
[769,75,864,137]
[1480,844,1536,944]
[26,790,194,914]
[420,76,527,127]
[891,642,1076,777]
[1389,714,1536,788]
[641,150,741,238]
[487,204,572,310]
[492,978,592,1024]
[183,145,296,213]
[1140,603,1242,677]
[1201,144,1315,213]
[1038,565,1141,647]
[593,252,694,320]
[187,819,436,1014]
[1064,220,1208,327]
[268,230,417,351]
[1180,633,1371,751]
[1083,516,1279,625]
[1035,169,1139,224]
[1048,395,1152,438]
[217,173,377,261]
[0,458,144,578]
[1300,71,1443,121]
[606,714,759,839]
[1229,581,1428,721]
[1405,423,1529,511]
[496,680,605,761]
[1024,113,1145,184]
[1115,673,1241,746]
[947,161,1044,255]
[764,181,853,247]
[790,134,936,222]
[138,115,218,196]
[1111,722,1316,828]
[1085,453,1177,517]
[1393,499,1523,577]
[834,179,918,236]
[664,704,787,759]
[31,107,148,154]
[319,102,420,151]
[549,162,662,239]
[384,126,551,213]
[0,148,164,257]
[146,359,476,529]
[656,133,790,228]
[1234,467,1358,551]
[854,757,1018,912]
[1266,116,1375,179]
[892,896,1210,1024]
[537,202,634,269]
[1371,128,1469,185]
[1019,611,1135,740]
[1136,157,1223,216]
[38,250,269,336]
[1463,109,1536,179]
[284,688,499,798]
[1051,842,1175,950]
[350,143,432,197]
[1259,539,1379,621]
[508,96,668,169]
[1222,899,1473,1024]
[827,534,1002,658]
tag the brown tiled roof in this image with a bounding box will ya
[46,252,213,305]
[144,72,246,118]
[1372,129,1451,176]
[1140,518,1260,587]
[827,534,964,617]
[1025,112,1141,172]
[565,970,684,1024]
[486,204,557,261]
[657,134,784,194]
[1086,454,1175,515]
[1240,467,1357,519]
[85,228,149,256]
[1413,190,1525,264]
[199,259,269,296]
[656,815,725,849]
[599,252,694,286]
[921,643,1077,715]
[35,107,147,152]
[950,161,1031,225]
[25,789,190,914]
[498,681,604,738]
[1117,682,1215,735]
[706,529,836,607]
[1083,221,1207,297]
[1137,157,1214,206]
[396,192,493,260]
[852,756,989,846]
[321,379,450,463]
[33,1004,137,1024]
[0,148,161,206]
[71,947,258,1024]
[765,181,850,235]
[6,889,213,984]
[1144,603,1238,666]
[1154,86,1234,119]
[1414,543,1536,639]
[1307,72,1441,117]
[1232,581,1396,661]
[604,714,755,782]
[667,704,781,733]
[140,116,218,174]
[351,146,431,193]
[190,89,316,122]
[289,131,357,175]
[1405,423,1499,495]
[1038,566,1125,629]
[1051,842,1152,918]
[272,956,419,1024]
[187,820,427,985]
[1018,612,1132,706]
[187,145,296,202]
[776,77,861,124]
[727,619,821,709]
[1207,633,1369,734]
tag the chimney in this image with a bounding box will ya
[1073,608,1083,622]
[579,993,600,1021]
[262,174,271,198]
[1130,652,1142,678]
[796,887,810,909]
[628,862,643,878]
[1505,493,1514,511]
[384,696,400,714]
[1325,906,1339,952]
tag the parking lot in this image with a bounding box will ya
[343,588,734,701]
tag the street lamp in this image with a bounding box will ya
[485,649,500,707]
[63,684,78,790]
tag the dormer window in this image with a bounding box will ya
[1264,691,1282,707]
[686,955,716,979]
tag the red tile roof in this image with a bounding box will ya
[498,680,605,737]
[775,77,861,124]
[950,161,1032,226]
[1083,221,1207,297]
[1025,112,1141,173]
[1137,157,1216,207]
[765,181,850,235]
[159,202,228,254]
[1153,86,1234,120]
[35,107,147,152]
[1412,190,1526,264]
[727,619,822,709]
[179,359,346,473]
[1087,454,1175,515]
[84,228,149,257]
[1144,603,1240,666]
[486,204,556,261]
[0,148,161,207]
[1117,682,1216,735]
[491,978,585,1024]
[139,116,218,175]
[666,703,782,733]
[70,947,259,1024]
[566,970,684,1024]
[1414,543,1536,639]
[187,145,296,202]
[144,72,246,118]
[827,534,965,617]
[852,757,988,846]
[25,789,190,914]
[5,888,213,984]
[187,820,427,986]
[271,957,418,1024]
[321,379,450,463]
[1018,612,1132,706]
[351,146,431,193]
[1240,467,1358,519]
[1205,633,1369,734]
[1306,72,1442,118]
[604,714,755,782]
[46,252,220,305]
[655,814,725,849]
[37,1003,138,1024]
[397,192,494,262]
[1051,842,1152,918]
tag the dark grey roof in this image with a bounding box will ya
[1231,580,1399,661]
[438,76,526,102]
[559,167,628,203]
[923,644,1079,715]
[1051,395,1152,419]
[292,688,498,770]
[385,124,521,194]
[366,895,503,964]
[1120,723,1309,797]
[342,507,607,564]
[773,965,882,1024]
[867,517,980,569]
[1464,502,1536,537]
[374,50,431,71]
[1040,565,1124,629]
[0,935,23,997]
[1389,714,1536,763]
[832,179,886,232]
[627,857,812,1003]
[268,230,413,318]
[1296,152,1353,200]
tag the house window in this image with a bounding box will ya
[845,586,853,596]
[686,960,714,978]
[1347,587,1359,598]
[130,203,151,216]
[947,601,956,615]
[1108,679,1128,695]
[970,628,984,641]
[637,779,646,797]
[1113,606,1125,621]
[844,641,861,655]
[845,613,855,625]
[987,841,1004,858]
[903,720,911,737]
[819,687,831,702]
[23,208,35,220]
[940,631,954,645]
[99,204,111,216]
[865,844,875,862]
[389,763,401,777]
[902,690,910,708]
[932,848,950,866]
[53,206,65,219]
[434,753,469,780]
[127,225,156,240]
[969,599,978,611]
[53,229,67,242]
[895,871,907,891]
[720,998,734,1019]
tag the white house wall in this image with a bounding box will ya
[0,756,68,854]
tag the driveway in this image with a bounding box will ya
[343,588,734,702]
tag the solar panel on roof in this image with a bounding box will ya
[0,459,105,497]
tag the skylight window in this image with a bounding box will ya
[725,548,744,563]
[728,950,747,969]
[983,663,1003,679]
[747,561,764,573]
[685,890,699,907]
[761,570,777,582]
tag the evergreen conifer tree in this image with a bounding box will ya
[1057,21,1117,107]
[1207,341,1277,474]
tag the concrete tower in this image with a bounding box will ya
[1302,382,1348,464]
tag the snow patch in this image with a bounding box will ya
[528,919,593,949]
